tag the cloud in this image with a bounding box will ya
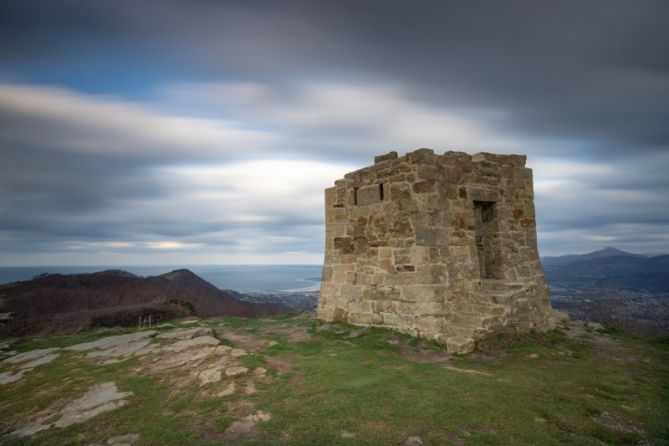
[0,83,280,162]
[532,155,669,254]
[1,58,669,264]
[4,0,668,156]
[0,82,364,264]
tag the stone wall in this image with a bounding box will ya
[317,148,562,353]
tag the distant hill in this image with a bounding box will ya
[542,248,669,292]
[542,247,645,268]
[0,269,288,336]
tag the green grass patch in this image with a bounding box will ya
[1,314,668,445]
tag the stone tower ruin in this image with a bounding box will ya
[317,148,561,353]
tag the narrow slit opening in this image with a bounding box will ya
[379,183,384,201]
[353,187,358,205]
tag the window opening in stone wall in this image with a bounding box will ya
[353,187,358,205]
[474,200,502,279]
[379,183,384,201]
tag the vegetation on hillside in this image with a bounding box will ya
[0,270,287,337]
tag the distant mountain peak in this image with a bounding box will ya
[542,247,647,268]
[93,269,138,278]
[159,269,198,280]
[595,247,631,255]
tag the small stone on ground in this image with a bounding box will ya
[107,433,140,445]
[225,366,249,377]
[403,435,424,446]
[199,368,222,386]
[217,382,235,397]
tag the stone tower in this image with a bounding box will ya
[317,148,561,353]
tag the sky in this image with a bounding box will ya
[1,0,668,266]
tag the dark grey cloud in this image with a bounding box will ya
[4,0,668,154]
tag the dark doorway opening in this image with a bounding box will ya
[474,201,502,279]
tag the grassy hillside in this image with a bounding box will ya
[1,315,667,445]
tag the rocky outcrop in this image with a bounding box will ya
[5,320,273,439]
[13,382,132,437]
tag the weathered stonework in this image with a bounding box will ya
[317,148,563,354]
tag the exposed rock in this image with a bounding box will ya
[224,419,256,441]
[587,322,605,330]
[446,336,475,354]
[341,430,356,439]
[164,335,220,352]
[199,368,222,386]
[156,322,174,328]
[225,366,249,377]
[0,370,27,385]
[55,382,132,428]
[66,331,156,352]
[13,382,132,437]
[222,408,270,442]
[217,382,236,397]
[244,381,256,395]
[156,327,211,340]
[403,435,424,446]
[4,347,59,364]
[253,367,267,376]
[87,340,152,361]
[214,345,233,354]
[107,433,140,445]
[230,348,247,358]
[246,410,271,422]
[21,352,60,370]
[1,348,60,385]
[148,346,218,372]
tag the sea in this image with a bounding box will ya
[0,265,323,293]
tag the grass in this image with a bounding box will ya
[1,315,668,445]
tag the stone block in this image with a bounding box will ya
[406,148,435,163]
[413,180,436,194]
[400,285,444,302]
[416,315,445,333]
[446,336,475,354]
[415,227,437,246]
[375,151,398,164]
[385,271,417,286]
[356,185,382,206]
[409,247,430,264]
[347,299,371,313]
[333,308,349,323]
[321,266,332,281]
[468,186,499,202]
[348,312,372,325]
[379,247,393,259]
[372,300,398,313]
[364,286,400,301]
